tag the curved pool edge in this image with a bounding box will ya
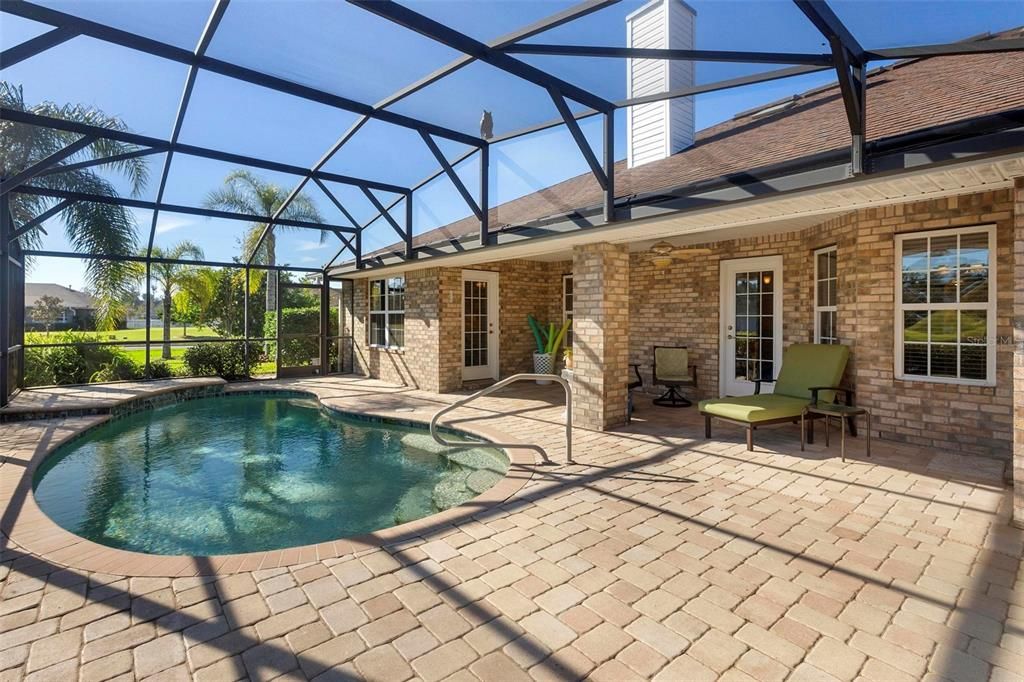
[2,381,540,578]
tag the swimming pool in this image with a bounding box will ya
[32,393,508,556]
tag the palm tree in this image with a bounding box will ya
[202,170,324,315]
[148,241,203,359]
[1,82,150,330]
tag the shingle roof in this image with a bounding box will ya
[25,283,97,309]
[381,29,1024,255]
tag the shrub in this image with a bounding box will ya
[148,359,173,379]
[90,355,142,383]
[182,341,255,379]
[24,333,144,386]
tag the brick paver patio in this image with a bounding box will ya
[1,376,1021,681]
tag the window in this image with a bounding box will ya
[814,246,838,344]
[562,275,573,346]
[368,275,405,348]
[895,226,995,385]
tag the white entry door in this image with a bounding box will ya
[462,270,500,381]
[720,256,783,396]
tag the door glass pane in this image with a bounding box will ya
[464,278,489,368]
[736,272,748,294]
[760,271,774,293]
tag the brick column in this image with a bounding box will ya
[571,243,630,430]
[1013,177,1024,528]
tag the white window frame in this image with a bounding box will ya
[813,245,838,344]
[894,225,996,386]
[562,274,573,346]
[368,275,405,350]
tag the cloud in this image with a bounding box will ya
[155,215,195,235]
[296,239,329,252]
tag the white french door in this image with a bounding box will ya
[462,270,499,381]
[719,256,783,396]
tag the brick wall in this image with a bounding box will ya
[629,188,1017,459]
[348,259,569,393]
[350,269,443,392]
[573,243,631,430]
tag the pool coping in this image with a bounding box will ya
[1,381,540,577]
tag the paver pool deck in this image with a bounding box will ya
[1,376,1021,681]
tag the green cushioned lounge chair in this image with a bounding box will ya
[699,343,851,451]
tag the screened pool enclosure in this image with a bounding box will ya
[3,0,1023,405]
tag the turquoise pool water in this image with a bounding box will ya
[32,394,508,556]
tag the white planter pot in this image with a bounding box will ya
[533,352,554,384]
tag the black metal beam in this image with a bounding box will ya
[313,178,363,232]
[2,0,482,147]
[793,1,867,174]
[376,0,621,111]
[479,144,490,247]
[8,199,70,242]
[502,44,834,66]
[348,0,614,113]
[404,192,414,260]
[310,2,619,252]
[0,193,9,407]
[22,249,324,273]
[360,186,407,245]
[246,115,370,266]
[0,107,408,194]
[0,135,96,196]
[148,0,229,262]
[324,231,358,270]
[548,88,607,191]
[615,63,830,108]
[603,112,615,223]
[867,37,1024,60]
[34,147,163,178]
[793,0,864,62]
[419,132,482,221]
[12,185,356,233]
[313,178,364,270]
[0,26,78,68]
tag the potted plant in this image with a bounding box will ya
[528,316,571,385]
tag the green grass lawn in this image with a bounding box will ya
[28,325,220,344]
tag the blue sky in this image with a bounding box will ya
[3,0,1022,291]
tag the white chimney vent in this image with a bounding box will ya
[625,0,696,169]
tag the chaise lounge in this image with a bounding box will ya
[699,343,851,451]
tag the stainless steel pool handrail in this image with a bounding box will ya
[429,373,572,465]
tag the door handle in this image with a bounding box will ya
[727,334,734,339]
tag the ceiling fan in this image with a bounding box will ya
[647,240,712,268]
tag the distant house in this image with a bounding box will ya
[25,284,97,331]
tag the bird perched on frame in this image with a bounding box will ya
[480,110,493,140]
